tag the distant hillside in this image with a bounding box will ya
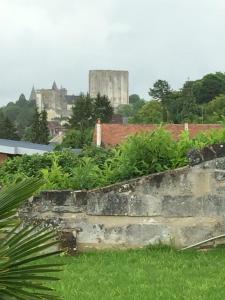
[0,94,35,138]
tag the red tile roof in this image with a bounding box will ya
[95,123,223,147]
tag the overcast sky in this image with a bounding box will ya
[1,0,225,105]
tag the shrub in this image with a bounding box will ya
[0,150,79,187]
[69,157,102,190]
[41,159,71,190]
[81,145,113,169]
[58,128,93,149]
[2,127,225,192]
[0,178,61,299]
[105,128,177,181]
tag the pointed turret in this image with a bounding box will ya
[52,81,58,90]
[29,85,36,101]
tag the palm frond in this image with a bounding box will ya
[0,178,63,299]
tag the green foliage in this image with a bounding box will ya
[129,94,141,105]
[165,87,201,123]
[69,94,94,130]
[118,95,145,121]
[130,100,163,124]
[0,94,35,138]
[41,159,71,190]
[39,110,50,144]
[94,93,113,123]
[193,72,225,104]
[69,93,113,130]
[0,151,79,186]
[143,73,225,124]
[69,157,102,190]
[149,79,171,101]
[117,104,134,118]
[60,128,93,149]
[203,94,225,123]
[2,128,225,192]
[108,128,177,180]
[30,108,49,144]
[0,111,19,140]
[0,178,61,299]
[81,145,113,169]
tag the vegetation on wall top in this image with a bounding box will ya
[1,126,225,192]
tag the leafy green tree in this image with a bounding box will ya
[161,91,183,123]
[93,93,113,123]
[149,80,172,122]
[118,95,145,121]
[204,94,225,123]
[0,112,19,140]
[30,108,41,143]
[69,93,113,129]
[1,94,35,138]
[117,104,133,117]
[193,72,225,104]
[30,109,49,144]
[39,110,50,144]
[0,112,6,138]
[129,101,163,124]
[23,126,33,141]
[60,128,93,149]
[0,178,61,299]
[69,94,94,130]
[129,94,141,105]
[179,80,201,122]
[149,80,171,101]
[17,93,27,105]
[4,117,20,140]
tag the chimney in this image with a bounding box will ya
[184,122,189,131]
[96,119,102,147]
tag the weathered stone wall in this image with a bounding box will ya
[89,70,129,109]
[21,151,225,251]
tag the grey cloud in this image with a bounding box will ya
[0,0,225,104]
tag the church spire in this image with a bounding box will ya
[52,81,58,90]
[29,85,36,101]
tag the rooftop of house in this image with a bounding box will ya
[0,139,81,155]
[0,139,54,155]
[95,123,224,147]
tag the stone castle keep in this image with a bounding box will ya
[29,81,77,121]
[89,70,129,109]
[30,70,129,121]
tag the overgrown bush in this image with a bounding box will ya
[1,127,225,191]
[0,150,79,186]
[57,128,93,149]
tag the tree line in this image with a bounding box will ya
[0,92,113,146]
[1,71,225,144]
[118,72,225,124]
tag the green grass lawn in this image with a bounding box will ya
[45,247,225,300]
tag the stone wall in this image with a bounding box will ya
[89,70,129,109]
[21,152,225,251]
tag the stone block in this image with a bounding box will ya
[128,193,162,216]
[177,221,225,247]
[73,191,87,206]
[161,195,203,217]
[202,194,225,217]
[125,223,171,245]
[87,191,129,215]
[40,191,73,206]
